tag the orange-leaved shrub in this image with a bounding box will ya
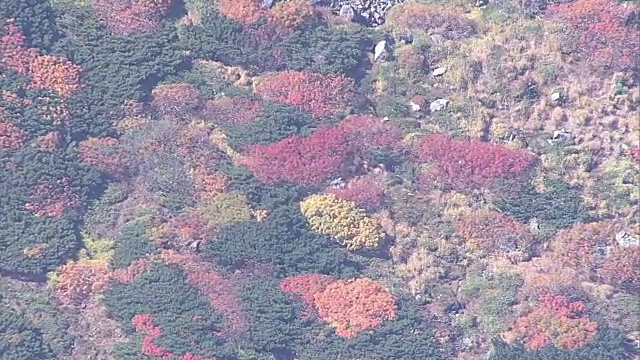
[0,22,81,98]
[54,260,111,306]
[25,177,80,217]
[280,273,336,318]
[313,278,398,338]
[504,294,598,350]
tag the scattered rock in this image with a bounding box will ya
[330,177,346,188]
[430,34,445,44]
[551,128,572,141]
[339,4,356,21]
[616,231,640,248]
[373,40,387,61]
[432,67,447,76]
[324,0,406,27]
[528,218,540,233]
[189,240,201,252]
[430,98,449,112]
[259,0,274,9]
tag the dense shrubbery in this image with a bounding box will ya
[300,194,386,251]
[0,307,54,360]
[205,204,356,276]
[103,262,232,358]
[494,179,588,231]
[214,101,315,149]
[1,0,637,358]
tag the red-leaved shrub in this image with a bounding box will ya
[547,0,638,73]
[337,115,404,158]
[326,176,386,212]
[242,125,352,186]
[412,134,536,191]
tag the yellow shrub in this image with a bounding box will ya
[300,194,385,251]
[79,231,114,263]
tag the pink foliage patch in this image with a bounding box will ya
[242,125,352,186]
[326,176,385,212]
[280,273,336,318]
[160,250,247,339]
[547,0,638,72]
[90,0,171,35]
[412,134,536,190]
[337,115,404,156]
[132,314,173,357]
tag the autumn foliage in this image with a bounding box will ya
[300,194,385,251]
[325,176,386,212]
[268,0,318,31]
[254,71,355,118]
[242,125,351,186]
[28,55,82,98]
[279,273,336,317]
[25,177,81,217]
[202,97,264,125]
[552,222,639,288]
[0,121,27,150]
[218,0,264,24]
[160,250,247,338]
[457,209,534,262]
[548,0,639,72]
[35,131,62,151]
[54,260,111,306]
[132,314,173,357]
[0,22,81,98]
[504,294,598,350]
[313,278,398,338]
[336,115,405,158]
[151,83,203,118]
[131,314,218,359]
[90,0,171,35]
[79,137,127,178]
[412,134,537,190]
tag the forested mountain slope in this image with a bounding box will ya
[0,0,638,359]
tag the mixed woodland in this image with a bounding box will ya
[0,0,639,359]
